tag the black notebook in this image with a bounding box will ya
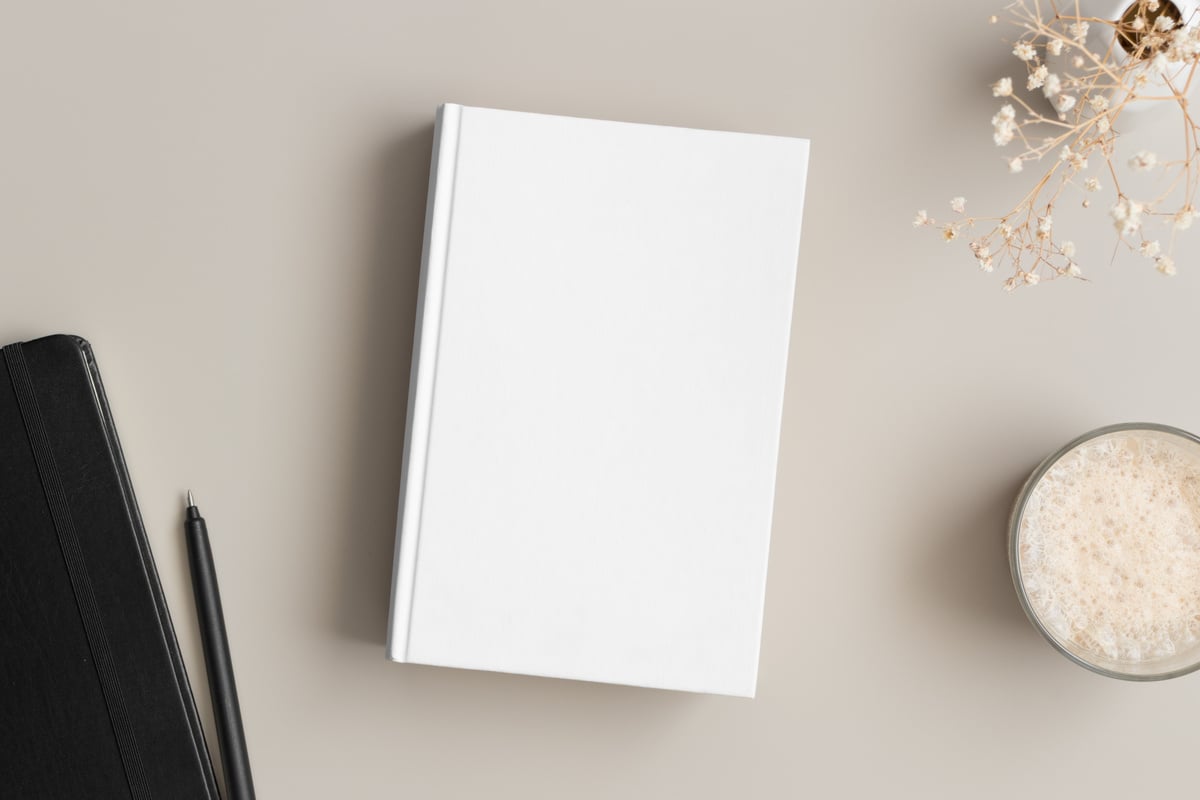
[0,335,219,799]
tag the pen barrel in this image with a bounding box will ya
[185,514,256,800]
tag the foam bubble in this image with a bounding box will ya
[1019,431,1200,666]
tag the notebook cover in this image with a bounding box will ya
[387,105,808,696]
[0,335,219,799]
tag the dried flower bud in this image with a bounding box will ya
[992,104,1017,146]
[1037,215,1053,239]
[1129,150,1158,171]
[1052,94,1077,116]
[1111,198,1144,236]
[1028,64,1049,90]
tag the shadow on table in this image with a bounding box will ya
[917,471,1043,639]
[329,125,434,646]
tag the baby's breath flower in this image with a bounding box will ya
[1149,0,1161,11]
[969,241,998,272]
[1156,254,1177,275]
[1129,150,1158,171]
[1168,27,1200,60]
[1111,197,1144,236]
[992,104,1017,146]
[1052,94,1077,116]
[1037,215,1053,239]
[914,0,1200,294]
[1059,146,1087,170]
[1028,64,1049,90]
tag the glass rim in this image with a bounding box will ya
[1008,422,1200,681]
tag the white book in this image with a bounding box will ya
[387,104,809,697]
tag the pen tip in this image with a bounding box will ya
[187,489,195,508]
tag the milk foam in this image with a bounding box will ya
[1019,432,1200,665]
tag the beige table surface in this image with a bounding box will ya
[5,1,1200,797]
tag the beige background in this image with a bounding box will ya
[3,1,1200,797]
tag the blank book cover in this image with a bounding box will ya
[387,104,809,697]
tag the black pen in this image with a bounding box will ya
[185,491,256,800]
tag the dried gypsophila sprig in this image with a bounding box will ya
[916,0,1200,289]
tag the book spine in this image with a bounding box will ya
[386,103,462,661]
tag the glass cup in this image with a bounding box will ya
[1009,422,1200,680]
